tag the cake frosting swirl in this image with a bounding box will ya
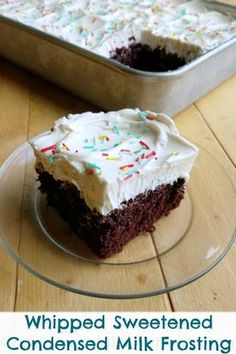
[30,109,198,215]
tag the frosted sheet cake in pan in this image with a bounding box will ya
[0,0,235,114]
[0,0,236,70]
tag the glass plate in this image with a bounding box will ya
[0,142,235,299]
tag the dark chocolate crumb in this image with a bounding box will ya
[110,38,186,72]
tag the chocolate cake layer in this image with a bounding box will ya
[110,38,186,72]
[37,168,185,258]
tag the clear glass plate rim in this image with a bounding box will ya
[0,141,235,299]
[1,229,235,299]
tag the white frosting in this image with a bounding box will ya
[0,0,235,62]
[140,0,236,60]
[30,109,198,215]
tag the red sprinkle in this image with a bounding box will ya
[136,170,140,174]
[86,168,94,176]
[121,149,131,152]
[141,153,145,159]
[40,144,57,153]
[146,151,156,159]
[135,157,140,162]
[146,115,156,121]
[120,164,134,170]
[102,153,109,156]
[106,136,110,142]
[62,143,70,151]
[124,174,133,181]
[75,150,79,153]
[139,140,150,150]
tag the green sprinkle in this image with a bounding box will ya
[113,143,120,147]
[134,149,141,154]
[87,162,101,170]
[178,9,186,16]
[81,31,89,38]
[84,138,88,143]
[113,126,120,135]
[48,156,55,164]
[83,146,94,149]
[138,111,147,120]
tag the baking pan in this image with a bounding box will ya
[0,1,235,116]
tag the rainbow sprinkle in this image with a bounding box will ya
[83,145,94,149]
[62,143,70,151]
[106,156,119,161]
[146,151,156,159]
[40,144,57,153]
[87,162,101,171]
[138,111,147,120]
[120,164,134,171]
[170,151,180,156]
[134,149,142,155]
[86,168,94,176]
[48,156,56,164]
[99,135,110,142]
[146,114,156,121]
[124,174,133,181]
[139,140,150,150]
[113,126,120,135]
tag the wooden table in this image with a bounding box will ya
[0,55,235,311]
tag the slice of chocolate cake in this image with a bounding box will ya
[30,109,198,258]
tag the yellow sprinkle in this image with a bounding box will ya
[152,4,162,12]
[196,29,203,36]
[170,151,180,156]
[106,157,119,161]
[99,135,107,139]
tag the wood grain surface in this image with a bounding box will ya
[0,39,235,312]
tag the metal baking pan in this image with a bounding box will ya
[0,1,235,116]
